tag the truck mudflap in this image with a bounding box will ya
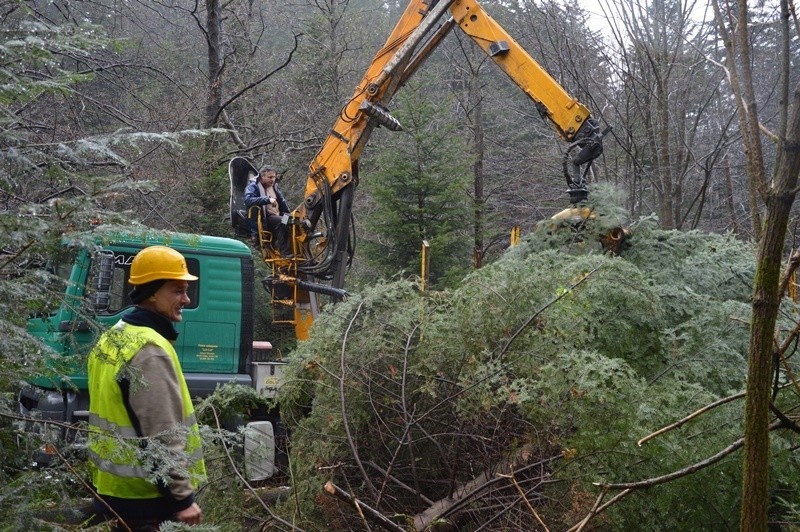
[18,386,88,424]
[244,420,276,481]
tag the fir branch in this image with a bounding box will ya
[498,471,550,531]
[497,263,602,360]
[50,445,131,532]
[569,489,633,532]
[599,436,750,490]
[769,402,800,435]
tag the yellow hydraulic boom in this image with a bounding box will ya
[245,0,610,340]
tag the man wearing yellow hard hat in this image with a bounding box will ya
[87,245,206,529]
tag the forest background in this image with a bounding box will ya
[1,0,800,530]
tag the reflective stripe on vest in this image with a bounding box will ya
[87,321,206,499]
[88,412,198,438]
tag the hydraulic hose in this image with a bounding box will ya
[263,276,348,300]
[297,279,348,299]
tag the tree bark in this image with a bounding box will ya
[743,204,788,532]
[204,0,223,130]
[723,156,743,236]
[710,1,800,528]
[472,87,485,268]
[741,80,800,532]
[713,0,767,241]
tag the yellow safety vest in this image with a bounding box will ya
[87,322,206,499]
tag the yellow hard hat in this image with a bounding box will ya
[128,245,199,285]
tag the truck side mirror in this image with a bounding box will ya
[91,251,114,313]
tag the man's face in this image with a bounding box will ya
[259,171,277,186]
[149,280,191,322]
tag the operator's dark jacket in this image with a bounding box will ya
[243,180,290,214]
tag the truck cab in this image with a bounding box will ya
[18,233,286,478]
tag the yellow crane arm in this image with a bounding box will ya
[300,0,607,220]
[281,0,609,340]
[301,0,456,210]
[450,0,591,141]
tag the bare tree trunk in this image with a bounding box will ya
[739,23,800,532]
[472,91,485,269]
[744,206,787,532]
[205,0,223,130]
[711,0,800,527]
[654,0,675,229]
[723,159,743,236]
[412,445,547,531]
[742,113,800,527]
[713,0,767,242]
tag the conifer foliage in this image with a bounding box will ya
[277,194,800,530]
[363,77,473,289]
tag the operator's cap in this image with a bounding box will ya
[128,245,198,286]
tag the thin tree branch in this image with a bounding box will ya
[638,391,746,447]
[413,264,602,426]
[323,481,405,532]
[498,471,549,531]
[612,422,786,496]
[769,402,800,434]
[0,240,36,273]
[602,436,747,490]
[498,264,602,360]
[213,32,303,126]
[51,444,132,532]
[339,301,379,500]
[365,461,435,506]
[412,446,557,531]
[778,250,800,300]
[778,347,800,397]
[568,489,633,532]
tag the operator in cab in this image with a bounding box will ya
[243,164,292,256]
[87,245,205,530]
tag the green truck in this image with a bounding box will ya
[18,232,285,480]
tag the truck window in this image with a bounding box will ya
[87,251,200,315]
[50,248,77,282]
[26,248,76,319]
